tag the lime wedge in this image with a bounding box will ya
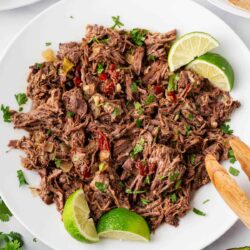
[186,52,234,91]
[97,208,150,242]
[168,32,219,72]
[62,189,99,243]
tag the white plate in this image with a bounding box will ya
[0,0,41,11]
[207,0,250,18]
[0,0,250,249]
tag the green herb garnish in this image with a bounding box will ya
[112,107,120,117]
[17,170,28,186]
[145,94,155,105]
[175,179,182,189]
[228,148,236,164]
[184,124,192,136]
[229,166,240,176]
[35,63,43,69]
[54,158,62,168]
[131,82,138,93]
[47,129,52,136]
[1,105,11,123]
[202,199,210,204]
[147,54,156,61]
[220,122,233,135]
[45,42,52,46]
[18,107,23,112]
[135,119,143,128]
[67,111,75,117]
[130,138,145,158]
[95,182,107,192]
[125,189,146,194]
[33,238,37,242]
[130,28,148,46]
[188,113,193,120]
[111,16,124,29]
[0,231,24,250]
[134,102,144,115]
[0,197,12,222]
[170,193,178,203]
[141,198,150,205]
[97,63,104,74]
[169,172,179,182]
[144,176,150,184]
[190,154,196,165]
[193,207,206,216]
[15,93,28,106]
[168,73,179,92]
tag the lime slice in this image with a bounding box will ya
[168,32,219,72]
[62,189,99,243]
[186,52,234,91]
[97,208,150,242]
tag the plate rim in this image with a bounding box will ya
[0,0,41,11]
[0,0,248,249]
[207,0,250,19]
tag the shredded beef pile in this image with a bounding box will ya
[9,25,240,230]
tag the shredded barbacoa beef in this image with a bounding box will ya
[9,25,240,231]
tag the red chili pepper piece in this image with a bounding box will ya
[154,85,163,94]
[99,72,108,81]
[136,160,147,176]
[103,81,115,95]
[73,76,82,86]
[98,130,110,151]
[76,65,81,72]
[167,91,177,102]
[82,167,91,179]
[109,63,116,71]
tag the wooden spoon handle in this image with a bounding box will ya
[205,154,250,228]
[229,137,250,180]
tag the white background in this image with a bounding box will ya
[0,0,249,249]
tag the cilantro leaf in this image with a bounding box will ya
[17,170,28,187]
[220,122,233,135]
[112,107,120,117]
[202,199,210,204]
[131,82,138,93]
[0,231,23,250]
[169,172,180,182]
[147,54,156,61]
[130,28,148,46]
[54,158,62,168]
[97,63,104,74]
[1,105,11,123]
[45,42,52,46]
[141,198,150,205]
[135,119,142,128]
[145,94,155,105]
[111,16,124,29]
[170,193,178,203]
[0,198,12,222]
[134,102,144,115]
[184,124,192,136]
[193,207,206,216]
[66,111,75,118]
[15,93,28,106]
[229,166,240,176]
[190,154,196,165]
[125,189,145,194]
[95,182,106,192]
[130,138,145,158]
[168,73,179,92]
[228,148,236,164]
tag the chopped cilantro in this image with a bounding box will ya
[228,148,236,164]
[220,122,233,135]
[188,113,193,120]
[131,82,138,93]
[47,129,52,136]
[175,179,182,189]
[125,189,146,194]
[170,193,178,203]
[134,102,144,115]
[144,176,150,184]
[169,172,179,182]
[136,119,143,128]
[35,63,43,69]
[98,162,106,172]
[147,54,156,61]
[130,138,145,158]
[1,105,11,123]
[45,42,52,46]
[97,63,104,74]
[141,198,150,205]
[168,74,179,92]
[95,182,107,192]
[0,231,24,250]
[193,207,206,216]
[18,107,23,112]
[0,197,12,222]
[184,124,192,136]
[111,16,124,29]
[17,170,28,187]
[190,154,196,165]
[54,158,62,168]
[202,199,210,204]
[130,28,148,46]
[67,111,75,117]
[229,166,240,176]
[145,94,155,105]
[15,93,28,106]
[112,107,120,117]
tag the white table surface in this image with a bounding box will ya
[0,0,249,249]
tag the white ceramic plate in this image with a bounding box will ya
[207,0,250,18]
[0,0,41,11]
[0,0,250,249]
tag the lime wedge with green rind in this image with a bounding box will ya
[186,52,234,91]
[168,31,219,72]
[97,208,150,242]
[62,189,99,243]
